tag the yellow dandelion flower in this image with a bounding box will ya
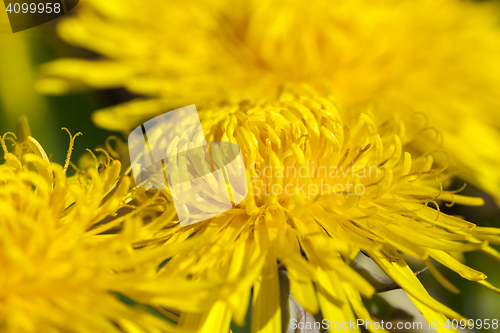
[0,124,212,333]
[37,0,500,203]
[138,86,500,333]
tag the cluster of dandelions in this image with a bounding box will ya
[0,126,221,333]
[3,0,500,332]
[39,0,500,205]
[3,87,500,333]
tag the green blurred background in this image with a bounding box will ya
[0,17,122,166]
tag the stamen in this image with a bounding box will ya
[61,128,83,174]
[336,148,350,168]
[0,137,8,156]
[443,183,467,194]
[86,149,100,171]
[96,148,114,166]
[444,183,468,208]
[418,126,444,149]
[1,132,17,156]
[105,136,121,159]
[350,143,372,165]
[427,200,440,226]
[68,161,82,174]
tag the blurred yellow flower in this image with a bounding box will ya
[37,0,500,204]
[140,87,500,333]
[0,126,212,333]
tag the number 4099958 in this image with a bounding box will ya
[444,318,499,330]
[6,2,61,14]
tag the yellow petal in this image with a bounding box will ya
[251,252,281,333]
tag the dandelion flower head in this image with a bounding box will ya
[0,126,212,333]
[142,86,500,332]
[37,0,500,203]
